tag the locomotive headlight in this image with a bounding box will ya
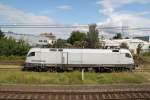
[129,59,134,64]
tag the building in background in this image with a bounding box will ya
[134,36,150,42]
[102,39,120,49]
[40,33,56,45]
[4,31,56,47]
[102,39,150,54]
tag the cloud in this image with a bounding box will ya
[0,3,90,39]
[96,0,150,37]
[0,3,74,38]
[56,5,72,11]
[97,13,150,36]
[97,0,150,17]
[0,4,58,24]
[137,11,150,16]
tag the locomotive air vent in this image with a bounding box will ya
[112,49,119,52]
[58,49,63,51]
[50,48,57,51]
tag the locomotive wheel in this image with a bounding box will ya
[22,67,27,71]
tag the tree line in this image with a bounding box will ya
[1,23,148,57]
[0,24,100,57]
[53,24,101,48]
[0,30,30,57]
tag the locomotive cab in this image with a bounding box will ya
[25,48,42,68]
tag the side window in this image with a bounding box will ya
[28,52,35,57]
[44,40,47,43]
[125,53,131,58]
[39,40,42,42]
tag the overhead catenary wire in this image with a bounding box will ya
[0,24,150,31]
[0,24,89,28]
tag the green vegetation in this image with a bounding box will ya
[120,42,129,49]
[54,24,100,48]
[53,39,69,48]
[141,51,150,57]
[0,29,30,60]
[134,51,150,64]
[67,31,88,48]
[139,55,150,63]
[86,24,100,48]
[0,70,148,85]
[142,56,150,62]
[0,54,149,85]
[0,55,25,60]
[0,30,5,39]
[67,31,86,45]
[137,43,143,54]
[0,24,101,60]
[113,33,123,39]
[0,38,30,56]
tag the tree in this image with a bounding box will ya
[147,45,150,55]
[73,41,88,48]
[17,39,30,56]
[0,37,30,56]
[67,31,86,45]
[53,39,68,48]
[113,33,122,39]
[120,42,129,49]
[73,41,82,48]
[0,30,30,57]
[86,24,99,48]
[137,43,143,54]
[125,37,129,39]
[0,29,5,39]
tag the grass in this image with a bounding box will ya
[0,52,149,85]
[0,70,148,85]
[142,56,150,63]
[0,54,149,85]
[0,55,25,60]
[0,65,21,68]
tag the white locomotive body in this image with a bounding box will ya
[24,48,135,72]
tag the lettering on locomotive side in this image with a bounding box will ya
[31,60,46,62]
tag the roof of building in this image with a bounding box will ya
[103,38,150,50]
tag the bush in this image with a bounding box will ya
[141,51,150,56]
[0,55,25,60]
[120,42,129,49]
[0,37,30,57]
[0,71,147,85]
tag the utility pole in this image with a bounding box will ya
[81,69,84,81]
[122,25,124,38]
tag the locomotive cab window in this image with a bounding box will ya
[28,52,35,57]
[125,53,131,58]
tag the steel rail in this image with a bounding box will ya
[0,89,149,100]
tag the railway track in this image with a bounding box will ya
[0,85,150,100]
[0,67,150,72]
[0,65,150,73]
[134,68,150,72]
[0,68,21,71]
[0,90,150,100]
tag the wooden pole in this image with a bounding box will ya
[82,69,84,81]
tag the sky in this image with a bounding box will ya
[0,0,150,38]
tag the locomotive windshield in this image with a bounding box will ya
[125,53,131,58]
[28,52,35,57]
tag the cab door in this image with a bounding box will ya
[62,52,68,64]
